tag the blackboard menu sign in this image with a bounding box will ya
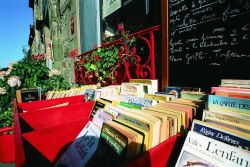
[169,0,250,92]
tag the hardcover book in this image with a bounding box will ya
[175,131,250,167]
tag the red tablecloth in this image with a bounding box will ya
[15,96,183,167]
[127,134,182,167]
[19,101,94,131]
[22,119,89,166]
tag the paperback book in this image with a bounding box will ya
[55,121,101,167]
[191,119,249,150]
[175,131,250,167]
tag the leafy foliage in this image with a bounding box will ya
[0,53,71,128]
[78,23,137,86]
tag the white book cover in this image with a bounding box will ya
[54,121,101,167]
[92,110,113,128]
[175,131,250,167]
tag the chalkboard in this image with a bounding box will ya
[168,0,250,92]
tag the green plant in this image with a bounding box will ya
[79,23,137,86]
[0,52,71,128]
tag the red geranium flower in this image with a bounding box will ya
[94,55,99,61]
[117,23,124,31]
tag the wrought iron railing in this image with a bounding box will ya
[74,25,159,85]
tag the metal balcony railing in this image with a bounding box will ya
[74,25,159,85]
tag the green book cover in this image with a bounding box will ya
[87,122,128,167]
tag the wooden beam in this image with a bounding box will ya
[161,0,169,91]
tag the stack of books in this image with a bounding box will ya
[175,79,250,166]
[54,80,207,167]
[220,79,250,89]
[46,85,98,99]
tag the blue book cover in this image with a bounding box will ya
[208,95,250,115]
[191,120,249,150]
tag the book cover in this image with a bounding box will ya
[162,102,193,126]
[191,119,249,150]
[208,95,250,116]
[16,88,41,103]
[92,110,113,128]
[129,79,158,94]
[141,109,170,142]
[119,101,142,110]
[145,107,179,136]
[215,91,250,99]
[120,82,144,97]
[175,131,250,167]
[221,79,250,85]
[112,119,146,153]
[180,91,207,101]
[55,121,101,167]
[211,87,250,94]
[211,86,250,94]
[220,84,250,89]
[202,110,250,133]
[122,95,158,108]
[106,121,139,158]
[144,93,176,103]
[89,99,108,118]
[87,122,128,167]
[166,86,201,98]
[84,89,96,101]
